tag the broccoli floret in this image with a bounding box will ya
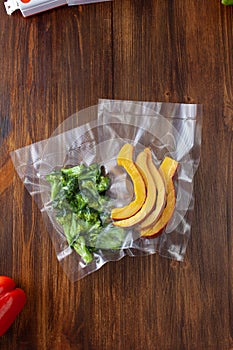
[61,164,85,177]
[76,206,101,225]
[68,193,87,213]
[62,177,79,202]
[96,175,110,193]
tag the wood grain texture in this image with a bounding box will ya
[0,1,232,349]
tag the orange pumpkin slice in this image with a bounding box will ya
[141,157,178,238]
[111,144,146,220]
[113,149,156,228]
[140,148,166,230]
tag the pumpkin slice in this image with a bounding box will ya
[141,157,178,238]
[140,148,166,230]
[113,149,156,228]
[111,144,146,220]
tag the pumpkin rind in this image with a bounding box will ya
[139,148,166,230]
[140,157,178,237]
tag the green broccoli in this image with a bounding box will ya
[46,163,125,264]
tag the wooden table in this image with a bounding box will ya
[0,1,232,349]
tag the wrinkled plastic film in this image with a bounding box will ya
[98,100,202,262]
[10,100,202,281]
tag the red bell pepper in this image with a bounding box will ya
[0,276,26,336]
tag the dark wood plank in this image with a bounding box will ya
[0,3,113,350]
[0,1,232,349]
[112,2,233,349]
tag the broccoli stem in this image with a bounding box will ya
[72,236,93,264]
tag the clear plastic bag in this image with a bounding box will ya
[10,100,202,281]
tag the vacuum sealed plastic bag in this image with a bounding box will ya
[11,100,202,281]
[98,100,203,260]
